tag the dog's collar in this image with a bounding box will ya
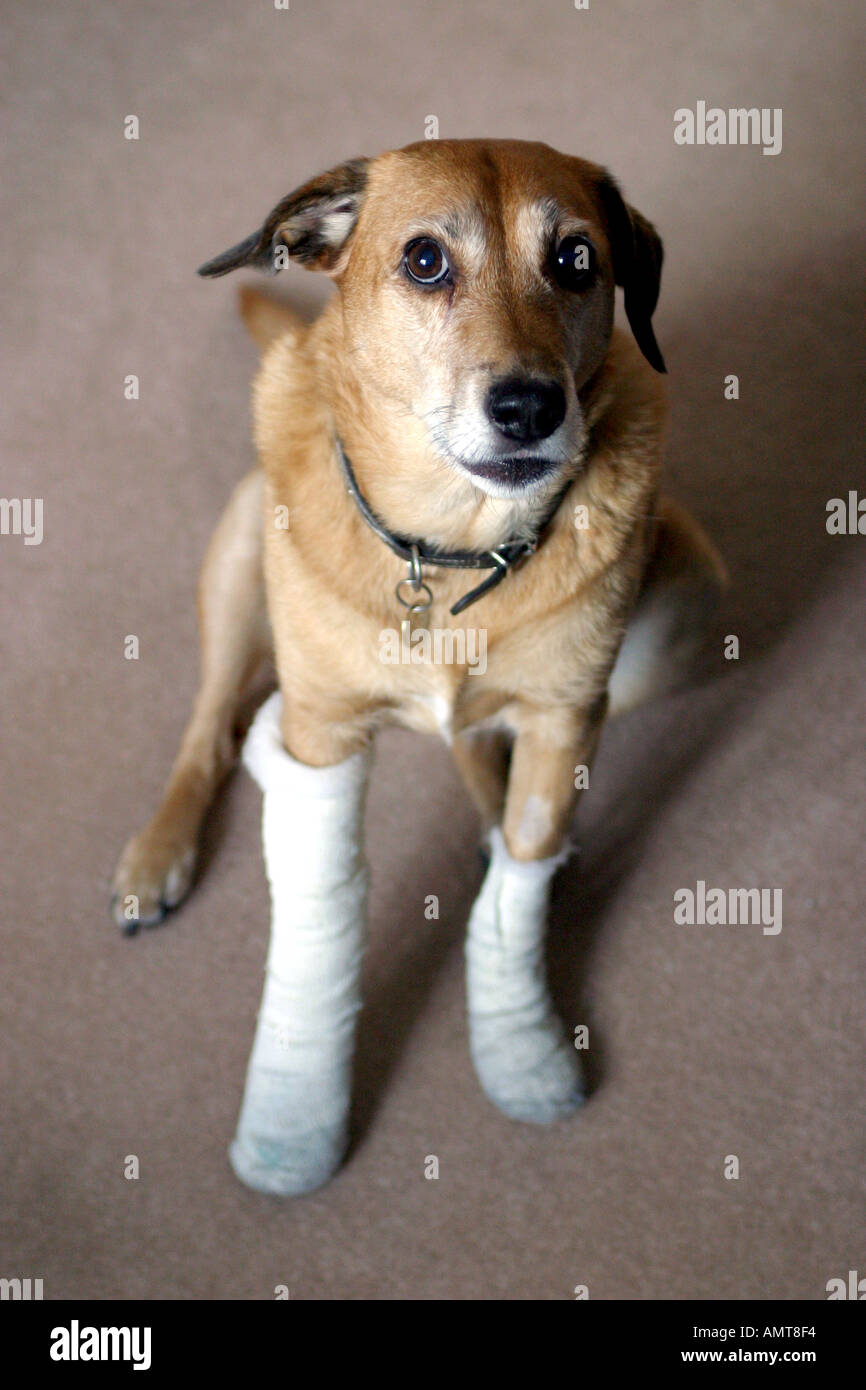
[336,438,570,617]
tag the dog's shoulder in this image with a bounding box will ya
[250,303,328,472]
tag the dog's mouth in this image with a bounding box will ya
[455,455,561,491]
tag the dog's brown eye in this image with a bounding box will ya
[403,237,450,285]
[552,234,595,291]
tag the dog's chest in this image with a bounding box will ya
[402,689,457,742]
[379,628,517,744]
[396,686,517,744]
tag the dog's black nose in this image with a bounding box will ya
[487,377,567,444]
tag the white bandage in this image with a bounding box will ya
[230,693,371,1195]
[466,829,583,1123]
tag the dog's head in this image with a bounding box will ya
[199,139,664,498]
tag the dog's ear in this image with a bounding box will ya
[197,158,370,279]
[595,173,666,373]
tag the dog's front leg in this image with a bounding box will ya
[466,698,606,1124]
[230,692,371,1195]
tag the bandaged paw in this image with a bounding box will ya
[230,692,371,1195]
[466,828,583,1124]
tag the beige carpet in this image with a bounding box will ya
[1,0,863,1299]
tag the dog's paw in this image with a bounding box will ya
[110,827,197,933]
[228,1128,347,1197]
[229,1067,352,1197]
[470,1024,585,1125]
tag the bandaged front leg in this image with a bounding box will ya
[230,692,371,1196]
[466,829,583,1124]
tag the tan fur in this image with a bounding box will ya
[112,139,724,926]
[238,285,304,353]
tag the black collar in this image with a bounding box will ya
[336,439,571,616]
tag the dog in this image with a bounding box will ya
[111,138,725,1194]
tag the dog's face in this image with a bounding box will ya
[200,139,664,499]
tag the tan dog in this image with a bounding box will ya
[112,139,724,1192]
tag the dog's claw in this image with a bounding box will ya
[110,837,196,933]
[119,906,139,937]
[110,891,171,934]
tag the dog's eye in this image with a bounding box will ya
[403,237,450,285]
[551,234,596,291]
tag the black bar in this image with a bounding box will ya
[2,1298,861,1375]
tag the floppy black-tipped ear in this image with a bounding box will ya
[197,157,369,279]
[596,174,666,373]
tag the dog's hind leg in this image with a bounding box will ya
[111,468,271,930]
[608,496,727,716]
